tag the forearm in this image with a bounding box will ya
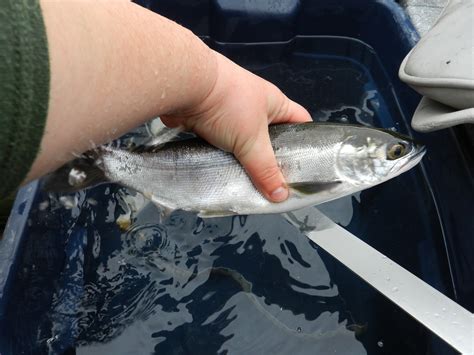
[28,0,217,181]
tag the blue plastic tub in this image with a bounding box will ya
[1,1,472,354]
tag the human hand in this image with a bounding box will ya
[161,51,312,202]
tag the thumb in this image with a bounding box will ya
[235,131,288,203]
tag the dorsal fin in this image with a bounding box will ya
[130,124,185,153]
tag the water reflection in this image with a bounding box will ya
[38,187,365,355]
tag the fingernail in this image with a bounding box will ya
[270,186,288,202]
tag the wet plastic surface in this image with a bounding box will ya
[1,1,472,354]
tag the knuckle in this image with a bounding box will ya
[233,138,282,186]
[233,136,256,161]
[254,164,281,184]
[268,91,290,121]
[277,97,291,118]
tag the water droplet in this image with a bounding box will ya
[46,335,59,345]
[280,307,283,311]
[161,91,166,99]
[118,258,126,266]
[87,198,98,206]
[377,341,384,348]
[297,327,302,333]
[339,114,349,123]
[385,276,391,281]
[38,201,49,211]
[434,313,439,317]
[442,307,446,312]
[392,287,398,292]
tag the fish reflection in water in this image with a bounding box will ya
[43,188,365,354]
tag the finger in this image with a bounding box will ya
[235,131,289,203]
[271,98,312,124]
[160,115,183,128]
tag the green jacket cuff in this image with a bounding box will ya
[0,0,50,199]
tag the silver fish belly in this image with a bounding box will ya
[97,123,425,217]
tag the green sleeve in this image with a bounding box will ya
[0,0,50,200]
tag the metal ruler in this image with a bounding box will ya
[284,208,473,354]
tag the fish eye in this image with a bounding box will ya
[387,143,407,160]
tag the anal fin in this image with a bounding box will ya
[147,194,175,220]
[198,210,237,219]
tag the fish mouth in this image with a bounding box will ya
[389,144,426,176]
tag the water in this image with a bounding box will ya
[9,188,365,355]
[247,59,389,128]
[2,37,455,355]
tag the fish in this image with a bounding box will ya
[43,122,426,218]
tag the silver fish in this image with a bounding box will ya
[45,123,425,217]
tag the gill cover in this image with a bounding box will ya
[336,132,415,185]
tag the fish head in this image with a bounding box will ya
[336,128,425,186]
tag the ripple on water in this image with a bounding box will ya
[35,185,365,355]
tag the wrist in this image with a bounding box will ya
[169,50,232,123]
[169,39,219,116]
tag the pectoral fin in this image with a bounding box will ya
[289,181,342,195]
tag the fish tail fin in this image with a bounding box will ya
[42,151,109,193]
